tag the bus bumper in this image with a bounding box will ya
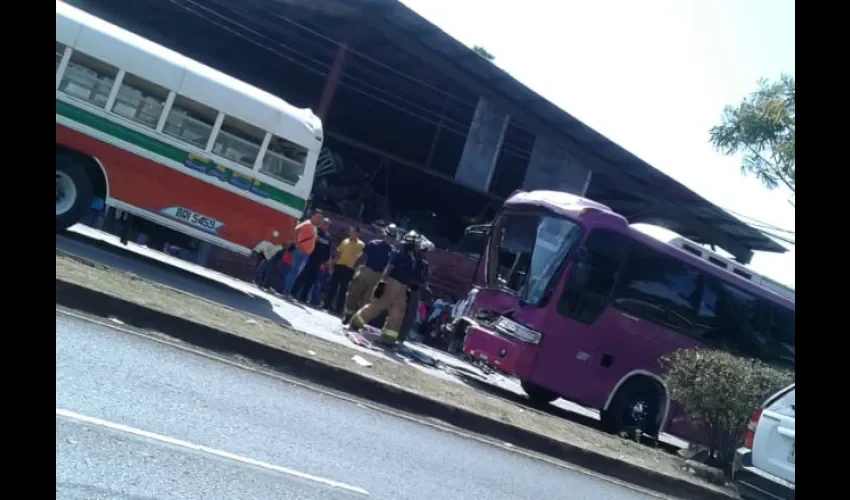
[463,325,538,379]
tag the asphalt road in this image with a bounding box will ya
[56,314,660,500]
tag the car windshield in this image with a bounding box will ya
[488,211,582,306]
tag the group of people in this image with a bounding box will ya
[253,212,335,304]
[252,215,434,346]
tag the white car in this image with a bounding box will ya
[732,383,795,500]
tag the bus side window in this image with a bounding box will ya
[611,243,703,335]
[557,229,628,324]
[260,135,309,184]
[769,307,795,367]
[213,116,266,168]
[110,73,170,129]
[58,50,119,109]
[162,95,218,150]
[701,280,784,364]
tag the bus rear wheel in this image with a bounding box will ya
[521,381,559,405]
[600,378,662,437]
[56,155,94,232]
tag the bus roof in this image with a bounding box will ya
[56,1,322,149]
[505,190,622,221]
[505,190,794,310]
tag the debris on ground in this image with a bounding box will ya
[352,355,373,368]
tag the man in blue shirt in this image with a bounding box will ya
[350,230,420,345]
[342,224,397,325]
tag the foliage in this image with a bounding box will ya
[662,348,794,468]
[472,45,495,61]
[709,75,795,206]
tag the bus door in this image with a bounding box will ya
[530,228,630,406]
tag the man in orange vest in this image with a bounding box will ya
[282,212,322,295]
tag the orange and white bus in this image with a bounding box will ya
[55,1,323,256]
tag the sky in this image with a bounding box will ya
[400,0,796,288]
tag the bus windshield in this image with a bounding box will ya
[488,212,582,306]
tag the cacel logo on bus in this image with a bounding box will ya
[184,154,271,200]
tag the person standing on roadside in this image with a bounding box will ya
[398,235,432,344]
[348,231,420,345]
[282,212,321,295]
[252,240,282,287]
[342,224,397,325]
[324,226,365,315]
[292,218,331,304]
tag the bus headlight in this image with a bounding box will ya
[493,317,543,345]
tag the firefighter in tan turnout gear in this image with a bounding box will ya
[341,224,397,326]
[349,230,421,345]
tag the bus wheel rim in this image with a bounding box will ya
[56,170,78,216]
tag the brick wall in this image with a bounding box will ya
[205,212,480,299]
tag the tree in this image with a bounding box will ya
[710,75,795,206]
[472,45,495,61]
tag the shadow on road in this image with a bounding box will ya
[57,232,296,328]
[454,372,600,427]
[452,371,682,454]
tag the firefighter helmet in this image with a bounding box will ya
[402,230,421,244]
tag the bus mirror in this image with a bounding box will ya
[465,224,491,238]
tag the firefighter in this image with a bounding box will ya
[341,224,397,325]
[349,230,420,345]
[398,235,433,344]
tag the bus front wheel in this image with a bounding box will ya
[600,378,662,437]
[56,155,94,232]
[521,381,559,405]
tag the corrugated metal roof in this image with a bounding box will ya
[347,0,786,256]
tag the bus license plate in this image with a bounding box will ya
[788,442,794,463]
[160,206,225,234]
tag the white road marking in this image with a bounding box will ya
[56,408,369,496]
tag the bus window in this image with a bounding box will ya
[58,51,118,109]
[523,216,582,305]
[613,244,703,335]
[770,307,795,366]
[162,95,218,150]
[110,73,169,129]
[558,229,628,323]
[213,116,265,168]
[261,136,308,184]
[707,281,775,361]
[487,213,537,293]
[56,42,66,71]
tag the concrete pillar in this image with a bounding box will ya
[455,98,509,192]
[317,42,348,120]
[523,134,593,195]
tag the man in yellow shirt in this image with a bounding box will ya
[323,226,365,315]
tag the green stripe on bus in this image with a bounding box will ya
[56,99,307,212]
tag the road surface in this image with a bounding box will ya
[56,313,660,500]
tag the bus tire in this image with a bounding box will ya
[521,381,559,405]
[600,377,662,437]
[56,155,94,232]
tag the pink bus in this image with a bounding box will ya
[461,190,795,440]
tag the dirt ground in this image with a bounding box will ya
[55,253,732,496]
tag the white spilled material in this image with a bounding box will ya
[56,408,369,496]
[352,355,373,368]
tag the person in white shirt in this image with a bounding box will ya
[252,240,282,287]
